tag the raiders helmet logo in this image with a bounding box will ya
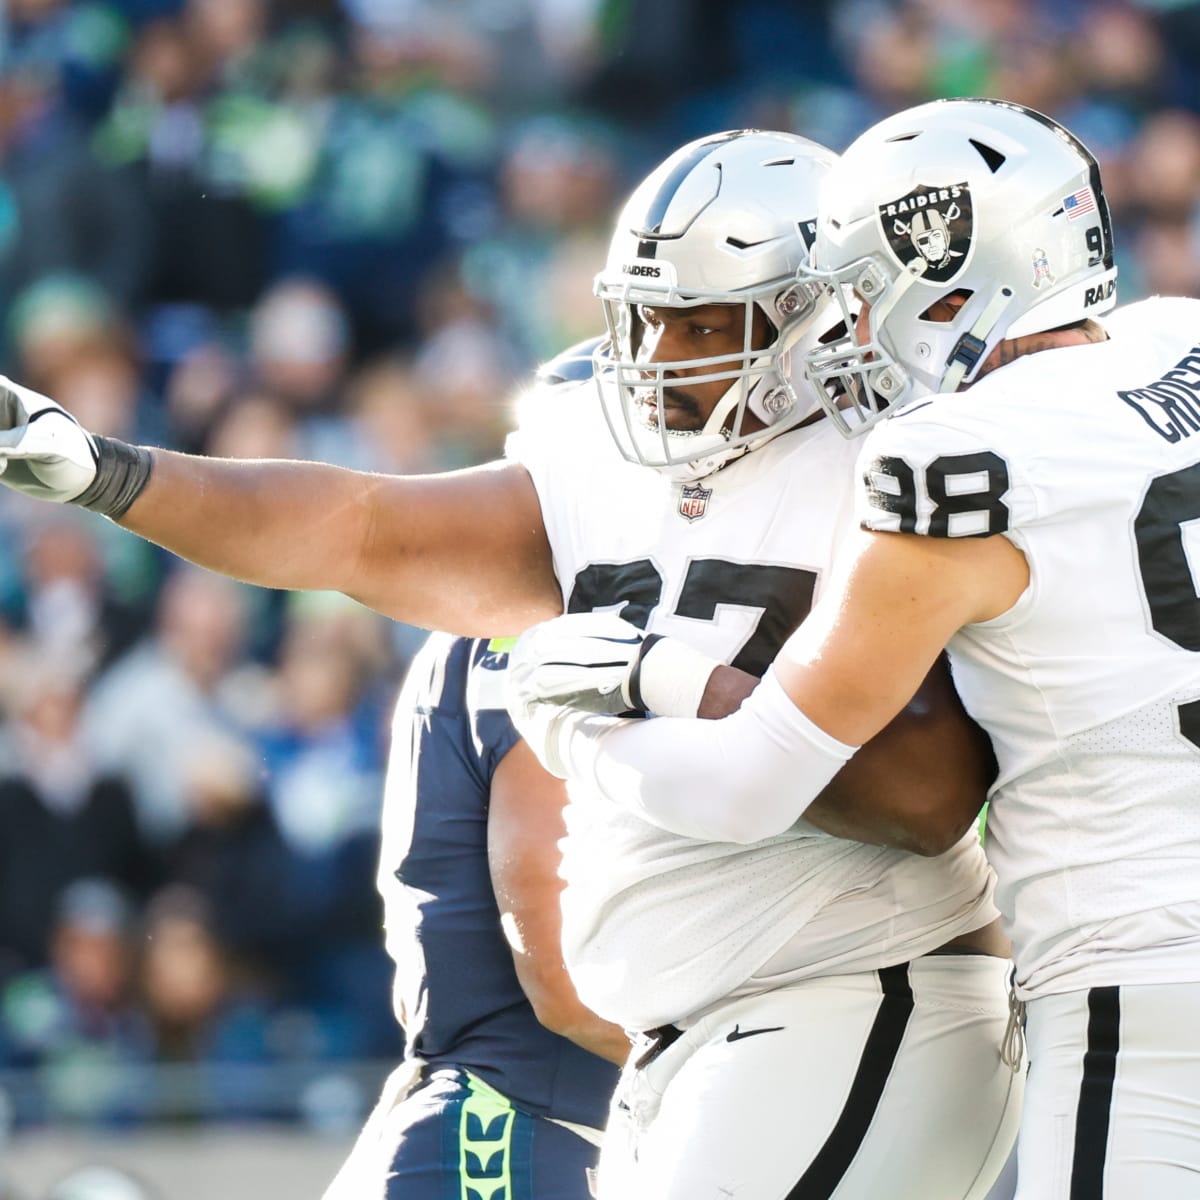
[878,182,973,284]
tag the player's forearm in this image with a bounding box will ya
[526,988,630,1066]
[803,656,994,855]
[509,932,631,1064]
[118,452,563,633]
[554,1015,631,1066]
[119,449,378,595]
[565,670,857,843]
[692,660,986,853]
[697,663,757,718]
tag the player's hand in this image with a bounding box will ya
[506,688,610,779]
[504,613,645,777]
[507,612,721,721]
[0,376,98,503]
[507,612,650,717]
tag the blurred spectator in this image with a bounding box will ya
[408,266,523,464]
[93,5,279,311]
[244,276,354,464]
[253,597,398,1055]
[136,884,278,1117]
[336,356,445,473]
[0,10,151,316]
[257,597,390,860]
[270,8,499,353]
[1132,218,1200,298]
[0,659,152,978]
[247,276,349,410]
[1125,108,1200,221]
[81,565,272,847]
[5,274,126,395]
[568,0,738,125]
[203,387,302,459]
[0,880,148,1124]
[166,731,298,979]
[1074,3,1170,115]
[160,336,242,454]
[13,510,154,676]
[461,115,619,364]
[48,882,138,1039]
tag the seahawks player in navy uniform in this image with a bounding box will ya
[323,633,624,1198]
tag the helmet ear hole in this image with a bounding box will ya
[753,303,779,346]
[918,288,974,323]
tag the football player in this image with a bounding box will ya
[0,130,1019,1198]
[323,633,622,1199]
[512,101,1200,1197]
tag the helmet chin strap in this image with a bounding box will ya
[940,287,1015,393]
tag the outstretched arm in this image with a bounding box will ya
[122,451,561,634]
[0,374,561,635]
[488,738,630,1065]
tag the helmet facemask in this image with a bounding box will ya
[595,276,827,482]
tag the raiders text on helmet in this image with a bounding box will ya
[800,98,1119,436]
[592,129,841,480]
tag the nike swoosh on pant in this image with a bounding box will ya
[726,1024,785,1042]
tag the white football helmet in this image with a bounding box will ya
[802,98,1119,435]
[593,130,841,480]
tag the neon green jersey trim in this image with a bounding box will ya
[459,1070,514,1200]
[487,637,518,654]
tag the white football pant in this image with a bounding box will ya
[598,954,1022,1199]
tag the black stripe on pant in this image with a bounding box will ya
[1070,985,1121,1200]
[786,963,915,1199]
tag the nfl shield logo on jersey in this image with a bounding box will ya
[878,182,973,285]
[678,483,712,522]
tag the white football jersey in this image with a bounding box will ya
[859,295,1200,999]
[507,380,997,1030]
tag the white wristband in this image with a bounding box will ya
[629,636,721,718]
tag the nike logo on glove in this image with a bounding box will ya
[726,1024,784,1043]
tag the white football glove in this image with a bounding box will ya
[505,613,723,779]
[507,612,721,719]
[507,612,647,717]
[505,687,613,779]
[0,376,98,502]
[0,376,152,517]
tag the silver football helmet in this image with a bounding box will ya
[593,130,841,480]
[802,98,1118,436]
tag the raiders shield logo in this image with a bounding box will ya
[678,483,711,522]
[878,182,973,284]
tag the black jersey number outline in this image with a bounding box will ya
[568,559,818,676]
[1134,462,1200,652]
[865,450,1011,537]
[1133,462,1200,750]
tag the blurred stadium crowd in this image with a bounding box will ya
[0,0,1198,1134]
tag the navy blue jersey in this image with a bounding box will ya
[378,633,618,1130]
